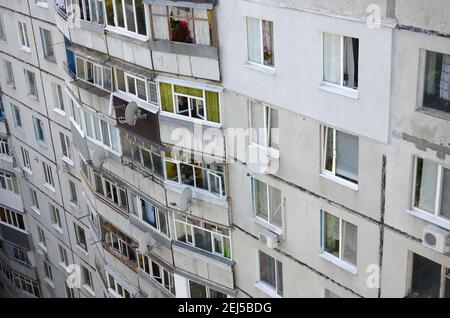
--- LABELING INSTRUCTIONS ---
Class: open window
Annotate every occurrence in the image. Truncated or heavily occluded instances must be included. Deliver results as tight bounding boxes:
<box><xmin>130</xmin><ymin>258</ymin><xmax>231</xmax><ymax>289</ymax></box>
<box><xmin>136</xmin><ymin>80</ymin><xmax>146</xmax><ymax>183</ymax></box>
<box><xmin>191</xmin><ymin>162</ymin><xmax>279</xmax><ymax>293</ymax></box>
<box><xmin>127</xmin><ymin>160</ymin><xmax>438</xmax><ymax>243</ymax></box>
<box><xmin>422</xmin><ymin>50</ymin><xmax>450</xmax><ymax>113</ymax></box>
<box><xmin>410</xmin><ymin>253</ymin><xmax>449</xmax><ymax>298</ymax></box>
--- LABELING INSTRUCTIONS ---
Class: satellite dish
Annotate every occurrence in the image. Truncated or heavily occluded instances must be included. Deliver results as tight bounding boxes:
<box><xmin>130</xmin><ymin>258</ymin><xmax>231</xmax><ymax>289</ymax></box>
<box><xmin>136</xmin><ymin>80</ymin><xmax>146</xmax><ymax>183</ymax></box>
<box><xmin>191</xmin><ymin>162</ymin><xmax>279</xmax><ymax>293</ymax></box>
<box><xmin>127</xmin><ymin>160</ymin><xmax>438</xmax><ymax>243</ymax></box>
<box><xmin>125</xmin><ymin>101</ymin><xmax>139</xmax><ymax>126</ymax></box>
<box><xmin>91</xmin><ymin>147</ymin><xmax>106</xmax><ymax>168</ymax></box>
<box><xmin>177</xmin><ymin>187</ymin><xmax>193</xmax><ymax>211</ymax></box>
<box><xmin>138</xmin><ymin>232</ymin><xmax>156</xmax><ymax>254</ymax></box>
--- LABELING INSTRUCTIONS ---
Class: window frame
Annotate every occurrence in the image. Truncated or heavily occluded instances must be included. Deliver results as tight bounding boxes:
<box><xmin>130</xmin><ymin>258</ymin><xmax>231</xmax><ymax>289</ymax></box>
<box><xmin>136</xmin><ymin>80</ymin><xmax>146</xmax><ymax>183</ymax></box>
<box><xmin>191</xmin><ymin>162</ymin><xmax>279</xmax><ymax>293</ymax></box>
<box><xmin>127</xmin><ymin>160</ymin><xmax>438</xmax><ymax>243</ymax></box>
<box><xmin>251</xmin><ymin>178</ymin><xmax>283</xmax><ymax>231</ymax></box>
<box><xmin>246</xmin><ymin>17</ymin><xmax>274</xmax><ymax>68</ymax></box>
<box><xmin>257</xmin><ymin>250</ymin><xmax>283</xmax><ymax>297</ymax></box>
<box><xmin>17</xmin><ymin>21</ymin><xmax>30</xmax><ymax>51</ymax></box>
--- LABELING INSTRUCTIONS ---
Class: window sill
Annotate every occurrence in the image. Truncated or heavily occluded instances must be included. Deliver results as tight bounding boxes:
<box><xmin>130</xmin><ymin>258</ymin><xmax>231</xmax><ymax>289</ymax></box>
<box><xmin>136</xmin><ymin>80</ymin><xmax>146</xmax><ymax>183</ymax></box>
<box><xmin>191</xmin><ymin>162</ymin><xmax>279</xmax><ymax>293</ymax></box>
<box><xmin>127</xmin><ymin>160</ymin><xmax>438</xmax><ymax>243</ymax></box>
<box><xmin>254</xmin><ymin>281</ymin><xmax>282</xmax><ymax>298</ymax></box>
<box><xmin>37</xmin><ymin>242</ymin><xmax>47</xmax><ymax>254</ymax></box>
<box><xmin>44</xmin><ymin>278</ymin><xmax>55</xmax><ymax>288</ymax></box>
<box><xmin>44</xmin><ymin>56</ymin><xmax>57</xmax><ymax>64</ymax></box>
<box><xmin>19</xmin><ymin>46</ymin><xmax>31</xmax><ymax>54</ymax></box>
<box><xmin>59</xmin><ymin>262</ymin><xmax>71</xmax><ymax>274</ymax></box>
<box><xmin>52</xmin><ymin>224</ymin><xmax>63</xmax><ymax>235</ymax></box>
<box><xmin>319</xmin><ymin>82</ymin><xmax>359</xmax><ymax>100</ymax></box>
<box><xmin>320</xmin><ymin>173</ymin><xmax>359</xmax><ymax>191</ymax></box>
<box><xmin>36</xmin><ymin>140</ymin><xmax>48</xmax><ymax>149</ymax></box>
<box><xmin>248</xmin><ymin>143</ymin><xmax>280</xmax><ymax>159</ymax></box>
<box><xmin>43</xmin><ymin>183</ymin><xmax>56</xmax><ymax>193</ymax></box>
<box><xmin>68</xmin><ymin>201</ymin><xmax>80</xmax><ymax>210</ymax></box>
<box><xmin>0</xmin><ymin>154</ymin><xmax>13</xmax><ymax>163</ymax></box>
<box><xmin>82</xmin><ymin>284</ymin><xmax>95</xmax><ymax>297</ymax></box>
<box><xmin>164</xmin><ymin>180</ymin><xmax>228</xmax><ymax>208</ymax></box>
<box><xmin>416</xmin><ymin>107</ymin><xmax>450</xmax><ymax>122</ymax></box>
<box><xmin>244</xmin><ymin>62</ymin><xmax>276</xmax><ymax>76</ymax></box>
<box><xmin>254</xmin><ymin>217</ymin><xmax>283</xmax><ymax>236</ymax></box>
<box><xmin>15</xmin><ymin>127</ymin><xmax>25</xmax><ymax>135</ymax></box>
<box><xmin>22</xmin><ymin>167</ymin><xmax>32</xmax><ymax>176</ymax></box>
<box><xmin>76</xmin><ymin>244</ymin><xmax>88</xmax><ymax>256</ymax></box>
<box><xmin>159</xmin><ymin>111</ymin><xmax>222</xmax><ymax>129</ymax></box>
<box><xmin>406</xmin><ymin>208</ymin><xmax>450</xmax><ymax>231</ymax></box>
<box><xmin>61</xmin><ymin>156</ymin><xmax>74</xmax><ymax>166</ymax></box>
<box><xmin>319</xmin><ymin>253</ymin><xmax>357</xmax><ymax>275</ymax></box>
<box><xmin>30</xmin><ymin>206</ymin><xmax>40</xmax><ymax>216</ymax></box>
<box><xmin>35</xmin><ymin>2</ymin><xmax>49</xmax><ymax>8</ymax></box>
<box><xmin>105</xmin><ymin>26</ymin><xmax>148</xmax><ymax>43</ymax></box>
<box><xmin>27</xmin><ymin>94</ymin><xmax>39</xmax><ymax>101</ymax></box>
<box><xmin>52</xmin><ymin>108</ymin><xmax>66</xmax><ymax>117</ymax></box>
<box><xmin>6</xmin><ymin>82</ymin><xmax>15</xmax><ymax>89</ymax></box>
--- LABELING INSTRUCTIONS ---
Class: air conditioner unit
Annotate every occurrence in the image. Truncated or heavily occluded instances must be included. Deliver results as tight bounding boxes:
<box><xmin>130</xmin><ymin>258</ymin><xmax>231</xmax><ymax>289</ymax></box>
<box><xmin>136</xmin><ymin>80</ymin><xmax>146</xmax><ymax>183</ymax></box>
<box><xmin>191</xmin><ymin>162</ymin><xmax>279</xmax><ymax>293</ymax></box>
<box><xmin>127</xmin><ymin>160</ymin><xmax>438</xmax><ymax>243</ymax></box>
<box><xmin>259</xmin><ymin>230</ymin><xmax>279</xmax><ymax>249</ymax></box>
<box><xmin>422</xmin><ymin>224</ymin><xmax>450</xmax><ymax>255</ymax></box>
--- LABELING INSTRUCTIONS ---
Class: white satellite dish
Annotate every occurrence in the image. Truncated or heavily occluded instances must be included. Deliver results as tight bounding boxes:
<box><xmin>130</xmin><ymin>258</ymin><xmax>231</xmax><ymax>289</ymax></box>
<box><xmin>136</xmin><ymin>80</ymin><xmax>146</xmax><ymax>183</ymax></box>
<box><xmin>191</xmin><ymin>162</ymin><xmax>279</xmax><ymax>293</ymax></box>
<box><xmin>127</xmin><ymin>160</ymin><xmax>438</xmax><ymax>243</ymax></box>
<box><xmin>118</xmin><ymin>101</ymin><xmax>147</xmax><ymax>126</ymax></box>
<box><xmin>91</xmin><ymin>147</ymin><xmax>106</xmax><ymax>168</ymax></box>
<box><xmin>177</xmin><ymin>187</ymin><xmax>193</xmax><ymax>211</ymax></box>
<box><xmin>138</xmin><ymin>232</ymin><xmax>156</xmax><ymax>254</ymax></box>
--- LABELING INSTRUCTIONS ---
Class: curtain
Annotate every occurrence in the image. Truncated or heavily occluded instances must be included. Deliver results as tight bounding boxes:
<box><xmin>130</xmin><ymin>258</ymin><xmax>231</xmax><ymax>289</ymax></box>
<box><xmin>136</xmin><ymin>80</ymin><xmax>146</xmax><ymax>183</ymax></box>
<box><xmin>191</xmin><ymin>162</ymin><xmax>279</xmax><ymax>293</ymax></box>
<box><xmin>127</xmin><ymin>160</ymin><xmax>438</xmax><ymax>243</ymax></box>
<box><xmin>425</xmin><ymin>51</ymin><xmax>438</xmax><ymax>95</ymax></box>
<box><xmin>417</xmin><ymin>160</ymin><xmax>438</xmax><ymax>213</ymax></box>
<box><xmin>440</xmin><ymin>54</ymin><xmax>450</xmax><ymax>100</ymax></box>
<box><xmin>439</xmin><ymin>168</ymin><xmax>450</xmax><ymax>220</ymax></box>
<box><xmin>152</xmin><ymin>6</ymin><xmax>170</xmax><ymax>40</ymax></box>
<box><xmin>343</xmin><ymin>37</ymin><xmax>358</xmax><ymax>89</ymax></box>
<box><xmin>254</xmin><ymin>179</ymin><xmax>268</xmax><ymax>220</ymax></box>
<box><xmin>336</xmin><ymin>130</ymin><xmax>359</xmax><ymax>183</ymax></box>
<box><xmin>262</xmin><ymin>20</ymin><xmax>274</xmax><ymax>66</ymax></box>
<box><xmin>269</xmin><ymin>186</ymin><xmax>282</xmax><ymax>228</ymax></box>
<box><xmin>206</xmin><ymin>91</ymin><xmax>220</xmax><ymax>123</ymax></box>
<box><xmin>259</xmin><ymin>251</ymin><xmax>276</xmax><ymax>287</ymax></box>
<box><xmin>251</xmin><ymin>102</ymin><xmax>264</xmax><ymax>145</ymax></box>
<box><xmin>247</xmin><ymin>17</ymin><xmax>261</xmax><ymax>63</ymax></box>
<box><xmin>342</xmin><ymin>221</ymin><xmax>357</xmax><ymax>265</ymax></box>
<box><xmin>160</xmin><ymin>82</ymin><xmax>174</xmax><ymax>112</ymax></box>
<box><xmin>194</xmin><ymin>19</ymin><xmax>211</xmax><ymax>46</ymax></box>
<box><xmin>323</xmin><ymin>33</ymin><xmax>341</xmax><ymax>85</ymax></box>
<box><xmin>174</xmin><ymin>85</ymin><xmax>203</xmax><ymax>98</ymax></box>
<box><xmin>324</xmin><ymin>212</ymin><xmax>340</xmax><ymax>258</ymax></box>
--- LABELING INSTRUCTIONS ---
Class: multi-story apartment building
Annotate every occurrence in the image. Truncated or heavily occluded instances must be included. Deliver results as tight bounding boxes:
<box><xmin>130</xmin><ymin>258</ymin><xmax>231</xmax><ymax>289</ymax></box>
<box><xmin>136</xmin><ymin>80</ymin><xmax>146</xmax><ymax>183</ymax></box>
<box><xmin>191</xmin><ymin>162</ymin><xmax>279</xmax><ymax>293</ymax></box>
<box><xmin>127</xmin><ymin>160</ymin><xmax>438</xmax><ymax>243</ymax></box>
<box><xmin>0</xmin><ymin>0</ymin><xmax>448</xmax><ymax>299</ymax></box>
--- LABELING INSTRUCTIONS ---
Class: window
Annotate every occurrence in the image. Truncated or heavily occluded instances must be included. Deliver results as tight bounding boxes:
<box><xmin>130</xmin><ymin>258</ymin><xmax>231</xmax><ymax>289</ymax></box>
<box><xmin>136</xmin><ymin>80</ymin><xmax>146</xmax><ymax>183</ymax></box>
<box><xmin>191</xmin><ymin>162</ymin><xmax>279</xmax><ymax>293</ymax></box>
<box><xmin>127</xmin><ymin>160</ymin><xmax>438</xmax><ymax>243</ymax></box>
<box><xmin>70</xmin><ymin>98</ymin><xmax>82</xmax><ymax>126</ymax></box>
<box><xmin>37</xmin><ymin>226</ymin><xmax>46</xmax><ymax>247</ymax></box>
<box><xmin>0</xmin><ymin>14</ymin><xmax>6</xmax><ymax>41</ymax></box>
<box><xmin>68</xmin><ymin>180</ymin><xmax>78</xmax><ymax>205</ymax></box>
<box><xmin>410</xmin><ymin>253</ymin><xmax>449</xmax><ymax>298</ymax></box>
<box><xmin>21</xmin><ymin>147</ymin><xmax>31</xmax><ymax>171</ymax></box>
<box><xmin>58</xmin><ymin>245</ymin><xmax>69</xmax><ymax>267</ymax></box>
<box><xmin>164</xmin><ymin>156</ymin><xmax>225</xmax><ymax>196</ymax></box>
<box><xmin>105</xmin><ymin>0</ymin><xmax>147</xmax><ymax>36</ymax></box>
<box><xmin>137</xmin><ymin>253</ymin><xmax>175</xmax><ymax>295</ymax></box>
<box><xmin>0</xmin><ymin>172</ymin><xmax>20</xmax><ymax>194</ymax></box>
<box><xmin>0</xmin><ymin>138</ymin><xmax>8</xmax><ymax>156</ymax></box>
<box><xmin>25</xmin><ymin>70</ymin><xmax>38</xmax><ymax>98</ymax></box>
<box><xmin>247</xmin><ymin>18</ymin><xmax>274</xmax><ymax>67</ymax></box>
<box><xmin>115</xmin><ymin>69</ymin><xmax>157</xmax><ymax>104</ymax></box>
<box><xmin>174</xmin><ymin>214</ymin><xmax>232</xmax><ymax>259</ymax></box>
<box><xmin>75</xmin><ymin>56</ymin><xmax>112</xmax><ymax>91</ymax></box>
<box><xmin>30</xmin><ymin>188</ymin><xmax>39</xmax><ymax>210</ymax></box>
<box><xmin>422</xmin><ymin>50</ymin><xmax>450</xmax><ymax>113</ymax></box>
<box><xmin>49</xmin><ymin>204</ymin><xmax>62</xmax><ymax>230</ymax></box>
<box><xmin>18</xmin><ymin>21</ymin><xmax>30</xmax><ymax>50</ymax></box>
<box><xmin>107</xmin><ymin>273</ymin><xmax>131</xmax><ymax>298</ymax></box>
<box><xmin>39</xmin><ymin>28</ymin><xmax>54</xmax><ymax>60</ymax></box>
<box><xmin>258</xmin><ymin>251</ymin><xmax>283</xmax><ymax>296</ymax></box>
<box><xmin>321</xmin><ymin>211</ymin><xmax>358</xmax><ymax>267</ymax></box>
<box><xmin>252</xmin><ymin>178</ymin><xmax>282</xmax><ymax>229</ymax></box>
<box><xmin>10</xmin><ymin>244</ymin><xmax>31</xmax><ymax>266</ymax></box>
<box><xmin>81</xmin><ymin>265</ymin><xmax>94</xmax><ymax>290</ymax></box>
<box><xmin>76</xmin><ymin>0</ymin><xmax>105</xmax><ymax>24</ymax></box>
<box><xmin>66</xmin><ymin>281</ymin><xmax>75</xmax><ymax>298</ymax></box>
<box><xmin>413</xmin><ymin>157</ymin><xmax>450</xmax><ymax>221</ymax></box>
<box><xmin>11</xmin><ymin>104</ymin><xmax>22</xmax><ymax>128</ymax></box>
<box><xmin>189</xmin><ymin>281</ymin><xmax>226</xmax><ymax>298</ymax></box>
<box><xmin>12</xmin><ymin>272</ymin><xmax>40</xmax><ymax>297</ymax></box>
<box><xmin>75</xmin><ymin>224</ymin><xmax>87</xmax><ymax>251</ymax></box>
<box><xmin>60</xmin><ymin>132</ymin><xmax>72</xmax><ymax>160</ymax></box>
<box><xmin>323</xmin><ymin>33</ymin><xmax>359</xmax><ymax>89</ymax></box>
<box><xmin>3</xmin><ymin>60</ymin><xmax>15</xmax><ymax>86</ymax></box>
<box><xmin>322</xmin><ymin>126</ymin><xmax>359</xmax><ymax>185</ymax></box>
<box><xmin>0</xmin><ymin>207</ymin><xmax>26</xmax><ymax>231</ymax></box>
<box><xmin>44</xmin><ymin>261</ymin><xmax>53</xmax><ymax>282</ymax></box>
<box><xmin>42</xmin><ymin>162</ymin><xmax>54</xmax><ymax>188</ymax></box>
<box><xmin>93</xmin><ymin>173</ymin><xmax>129</xmax><ymax>212</ymax></box>
<box><xmin>83</xmin><ymin>110</ymin><xmax>120</xmax><ymax>153</ymax></box>
<box><xmin>33</xmin><ymin>117</ymin><xmax>46</xmax><ymax>144</ymax></box>
<box><xmin>159</xmin><ymin>82</ymin><xmax>221</xmax><ymax>124</ymax></box>
<box><xmin>250</xmin><ymin>101</ymin><xmax>279</xmax><ymax>150</ymax></box>
<box><xmin>102</xmin><ymin>221</ymin><xmax>137</xmax><ymax>266</ymax></box>
<box><xmin>52</xmin><ymin>83</ymin><xmax>65</xmax><ymax>112</ymax></box>
<box><xmin>150</xmin><ymin>6</ymin><xmax>212</xmax><ymax>46</ymax></box>
<box><xmin>133</xmin><ymin>197</ymin><xmax>169</xmax><ymax>236</ymax></box>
